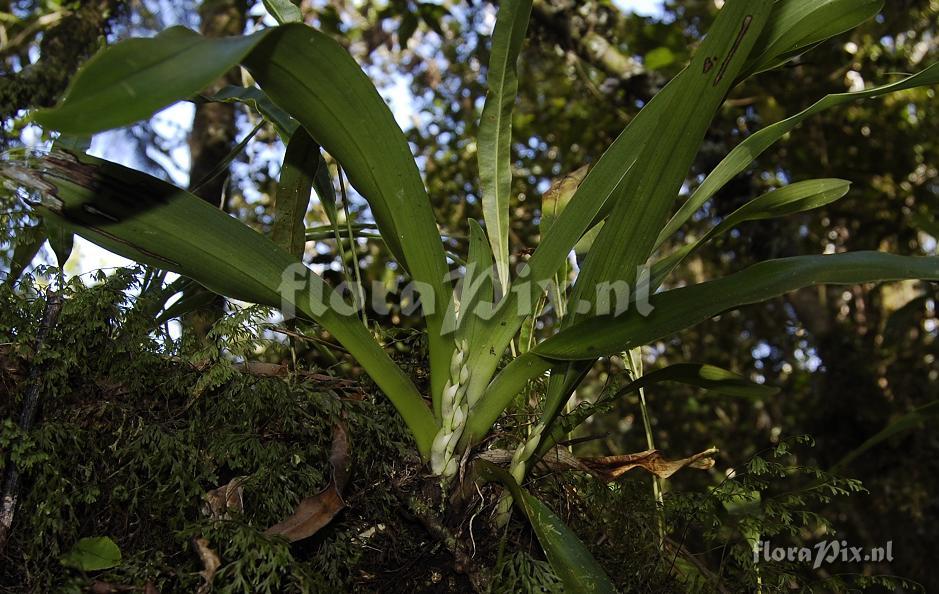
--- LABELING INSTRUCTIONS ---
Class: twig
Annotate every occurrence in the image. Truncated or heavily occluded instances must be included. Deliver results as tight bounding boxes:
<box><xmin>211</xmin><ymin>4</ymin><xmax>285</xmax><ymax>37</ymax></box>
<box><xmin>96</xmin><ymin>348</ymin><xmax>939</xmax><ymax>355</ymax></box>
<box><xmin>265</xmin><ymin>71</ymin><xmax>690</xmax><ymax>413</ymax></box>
<box><xmin>0</xmin><ymin>287</ymin><xmax>63</xmax><ymax>551</ymax></box>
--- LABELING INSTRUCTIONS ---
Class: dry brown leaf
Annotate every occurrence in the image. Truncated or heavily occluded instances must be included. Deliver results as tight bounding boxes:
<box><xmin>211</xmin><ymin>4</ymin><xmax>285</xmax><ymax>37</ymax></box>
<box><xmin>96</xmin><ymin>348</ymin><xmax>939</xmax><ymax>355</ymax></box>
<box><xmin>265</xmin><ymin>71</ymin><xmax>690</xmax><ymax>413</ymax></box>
<box><xmin>202</xmin><ymin>476</ymin><xmax>246</xmax><ymax>519</ymax></box>
<box><xmin>193</xmin><ymin>537</ymin><xmax>220</xmax><ymax>594</ymax></box>
<box><xmin>264</xmin><ymin>423</ymin><xmax>350</xmax><ymax>542</ymax></box>
<box><xmin>582</xmin><ymin>447</ymin><xmax>718</xmax><ymax>482</ymax></box>
<box><xmin>476</xmin><ymin>446</ymin><xmax>716</xmax><ymax>482</ymax></box>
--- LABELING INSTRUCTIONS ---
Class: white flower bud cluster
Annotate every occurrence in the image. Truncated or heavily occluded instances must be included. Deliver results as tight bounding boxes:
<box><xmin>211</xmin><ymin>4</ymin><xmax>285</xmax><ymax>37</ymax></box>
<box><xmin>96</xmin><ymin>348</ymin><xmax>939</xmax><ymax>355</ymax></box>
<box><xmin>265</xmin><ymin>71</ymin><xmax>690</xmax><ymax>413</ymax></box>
<box><xmin>430</xmin><ymin>339</ymin><xmax>470</xmax><ymax>479</ymax></box>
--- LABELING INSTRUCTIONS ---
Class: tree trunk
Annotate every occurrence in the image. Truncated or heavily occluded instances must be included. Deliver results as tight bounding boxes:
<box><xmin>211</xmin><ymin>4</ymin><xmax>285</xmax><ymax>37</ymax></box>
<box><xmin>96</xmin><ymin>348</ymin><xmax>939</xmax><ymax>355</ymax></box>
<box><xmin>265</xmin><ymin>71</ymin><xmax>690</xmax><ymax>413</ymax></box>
<box><xmin>184</xmin><ymin>0</ymin><xmax>247</xmax><ymax>340</ymax></box>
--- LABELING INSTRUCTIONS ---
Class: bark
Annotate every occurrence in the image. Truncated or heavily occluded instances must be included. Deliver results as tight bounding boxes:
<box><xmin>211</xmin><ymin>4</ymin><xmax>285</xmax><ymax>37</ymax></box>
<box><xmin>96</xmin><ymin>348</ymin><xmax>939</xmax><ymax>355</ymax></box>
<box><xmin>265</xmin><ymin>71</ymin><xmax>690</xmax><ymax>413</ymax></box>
<box><xmin>530</xmin><ymin>0</ymin><xmax>644</xmax><ymax>82</ymax></box>
<box><xmin>184</xmin><ymin>0</ymin><xmax>247</xmax><ymax>340</ymax></box>
<box><xmin>187</xmin><ymin>0</ymin><xmax>248</xmax><ymax>206</ymax></box>
<box><xmin>0</xmin><ymin>288</ymin><xmax>63</xmax><ymax>552</ymax></box>
<box><xmin>0</xmin><ymin>0</ymin><xmax>123</xmax><ymax>126</ymax></box>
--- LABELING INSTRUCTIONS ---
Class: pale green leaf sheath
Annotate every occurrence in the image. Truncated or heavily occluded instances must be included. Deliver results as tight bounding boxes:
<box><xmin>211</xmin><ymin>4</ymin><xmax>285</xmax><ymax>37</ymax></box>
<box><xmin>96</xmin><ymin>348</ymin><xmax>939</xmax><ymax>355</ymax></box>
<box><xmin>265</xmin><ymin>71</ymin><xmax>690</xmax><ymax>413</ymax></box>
<box><xmin>478</xmin><ymin>0</ymin><xmax>533</xmax><ymax>297</ymax></box>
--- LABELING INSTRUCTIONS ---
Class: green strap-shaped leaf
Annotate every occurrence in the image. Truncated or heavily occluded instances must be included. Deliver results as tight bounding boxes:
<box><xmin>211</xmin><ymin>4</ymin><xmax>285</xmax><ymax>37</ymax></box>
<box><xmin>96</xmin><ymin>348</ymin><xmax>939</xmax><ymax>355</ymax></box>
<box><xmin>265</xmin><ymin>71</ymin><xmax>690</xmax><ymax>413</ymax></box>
<box><xmin>242</xmin><ymin>24</ymin><xmax>454</xmax><ymax>401</ymax></box>
<box><xmin>262</xmin><ymin>0</ymin><xmax>303</xmax><ymax>24</ymax></box>
<box><xmin>45</xmin><ymin>216</ymin><xmax>74</xmax><ymax>268</ymax></box>
<box><xmin>615</xmin><ymin>363</ymin><xmax>779</xmax><ymax>399</ymax></box>
<box><xmin>478</xmin><ymin>0</ymin><xmax>533</xmax><ymax>297</ymax></box>
<box><xmin>477</xmin><ymin>461</ymin><xmax>617</xmax><ymax>594</ymax></box>
<box><xmin>650</xmin><ymin>179</ymin><xmax>851</xmax><ymax>290</ymax></box>
<box><xmin>742</xmin><ymin>0</ymin><xmax>884</xmax><ymax>77</ymax></box>
<box><xmin>457</xmin><ymin>220</ymin><xmax>496</xmax><ymax>406</ymax></box>
<box><xmin>5</xmin><ymin>224</ymin><xmax>46</xmax><ymax>285</ymax></box>
<box><xmin>34</xmin><ymin>27</ymin><xmax>266</xmax><ymax>134</ymax></box>
<box><xmin>33</xmin><ymin>22</ymin><xmax>454</xmax><ymax>414</ymax></box>
<box><xmin>272</xmin><ymin>129</ymin><xmax>320</xmax><ymax>258</ymax></box>
<box><xmin>567</xmin><ymin>1</ymin><xmax>773</xmax><ymax>322</ymax></box>
<box><xmin>534</xmin><ymin>0</ymin><xmax>774</xmax><ymax>445</ymax></box>
<box><xmin>533</xmin><ymin>363</ymin><xmax>777</xmax><ymax>458</ymax></box>
<box><xmin>658</xmin><ymin>64</ymin><xmax>939</xmax><ymax>247</ymax></box>
<box><xmin>536</xmin><ymin>252</ymin><xmax>939</xmax><ymax>360</ymax></box>
<box><xmin>0</xmin><ymin>150</ymin><xmax>438</xmax><ymax>457</ymax></box>
<box><xmin>831</xmin><ymin>400</ymin><xmax>939</xmax><ymax>473</ymax></box>
<box><xmin>463</xmin><ymin>352</ymin><xmax>552</xmax><ymax>444</ymax></box>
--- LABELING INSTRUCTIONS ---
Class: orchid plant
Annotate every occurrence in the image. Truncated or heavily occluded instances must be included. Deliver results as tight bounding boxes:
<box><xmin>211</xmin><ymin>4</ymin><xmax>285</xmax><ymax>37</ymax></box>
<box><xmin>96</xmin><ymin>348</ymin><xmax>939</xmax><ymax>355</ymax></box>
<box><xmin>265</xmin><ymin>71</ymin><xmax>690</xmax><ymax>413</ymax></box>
<box><xmin>3</xmin><ymin>0</ymin><xmax>938</xmax><ymax>589</ymax></box>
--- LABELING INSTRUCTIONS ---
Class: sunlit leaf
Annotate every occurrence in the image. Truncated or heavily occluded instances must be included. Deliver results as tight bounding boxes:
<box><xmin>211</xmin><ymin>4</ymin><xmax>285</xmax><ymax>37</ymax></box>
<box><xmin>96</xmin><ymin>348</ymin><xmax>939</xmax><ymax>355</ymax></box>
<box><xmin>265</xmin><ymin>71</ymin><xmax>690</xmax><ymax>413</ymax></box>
<box><xmin>537</xmin><ymin>252</ymin><xmax>939</xmax><ymax>360</ymax></box>
<box><xmin>478</xmin><ymin>0</ymin><xmax>533</xmax><ymax>296</ymax></box>
<box><xmin>658</xmin><ymin>64</ymin><xmax>939</xmax><ymax>247</ymax></box>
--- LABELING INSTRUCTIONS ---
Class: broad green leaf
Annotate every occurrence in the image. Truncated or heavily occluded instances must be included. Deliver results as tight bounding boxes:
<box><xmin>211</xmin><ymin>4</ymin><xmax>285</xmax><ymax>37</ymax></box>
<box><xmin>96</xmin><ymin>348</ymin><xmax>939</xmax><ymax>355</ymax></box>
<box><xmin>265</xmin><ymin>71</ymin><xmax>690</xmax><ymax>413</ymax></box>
<box><xmin>478</xmin><ymin>0</ymin><xmax>533</xmax><ymax>297</ymax></box>
<box><xmin>536</xmin><ymin>0</ymin><xmax>774</xmax><ymax>445</ymax></box>
<box><xmin>464</xmin><ymin>351</ymin><xmax>552</xmax><ymax>444</ymax></box>
<box><xmin>568</xmin><ymin>1</ymin><xmax>773</xmax><ymax>322</ymax></box>
<box><xmin>33</xmin><ymin>22</ymin><xmax>454</xmax><ymax>411</ymax></box>
<box><xmin>535</xmin><ymin>363</ymin><xmax>774</xmax><ymax>458</ymax></box>
<box><xmin>60</xmin><ymin>536</ymin><xmax>121</xmax><ymax>571</ymax></box>
<box><xmin>650</xmin><ymin>179</ymin><xmax>851</xmax><ymax>290</ymax></box>
<box><xmin>198</xmin><ymin>85</ymin><xmax>298</xmax><ymax>141</ymax></box>
<box><xmin>477</xmin><ymin>461</ymin><xmax>617</xmax><ymax>594</ymax></box>
<box><xmin>658</xmin><ymin>64</ymin><xmax>939</xmax><ymax>247</ymax></box>
<box><xmin>536</xmin><ymin>252</ymin><xmax>939</xmax><ymax>360</ymax></box>
<box><xmin>5</xmin><ymin>224</ymin><xmax>45</xmax><ymax>285</ymax></box>
<box><xmin>832</xmin><ymin>400</ymin><xmax>939</xmax><ymax>473</ymax></box>
<box><xmin>263</xmin><ymin>0</ymin><xmax>302</xmax><ymax>24</ymax></box>
<box><xmin>242</xmin><ymin>24</ymin><xmax>454</xmax><ymax>401</ymax></box>
<box><xmin>616</xmin><ymin>363</ymin><xmax>779</xmax><ymax>399</ymax></box>
<box><xmin>743</xmin><ymin>0</ymin><xmax>884</xmax><ymax>77</ymax></box>
<box><xmin>0</xmin><ymin>150</ymin><xmax>438</xmax><ymax>457</ymax></box>
<box><xmin>34</xmin><ymin>27</ymin><xmax>266</xmax><ymax>133</ymax></box>
<box><xmin>272</xmin><ymin>129</ymin><xmax>319</xmax><ymax>258</ymax></box>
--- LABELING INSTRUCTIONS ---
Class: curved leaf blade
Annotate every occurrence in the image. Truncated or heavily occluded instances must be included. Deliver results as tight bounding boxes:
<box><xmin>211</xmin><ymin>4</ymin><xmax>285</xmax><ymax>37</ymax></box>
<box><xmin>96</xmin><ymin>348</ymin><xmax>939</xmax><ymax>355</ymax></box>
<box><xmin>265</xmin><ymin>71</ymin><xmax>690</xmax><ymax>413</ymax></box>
<box><xmin>619</xmin><ymin>363</ymin><xmax>779</xmax><ymax>399</ymax></box>
<box><xmin>743</xmin><ymin>0</ymin><xmax>884</xmax><ymax>77</ymax></box>
<box><xmin>650</xmin><ymin>179</ymin><xmax>851</xmax><ymax>290</ymax></box>
<box><xmin>478</xmin><ymin>0</ymin><xmax>533</xmax><ymax>296</ymax></box>
<box><xmin>273</xmin><ymin>129</ymin><xmax>320</xmax><ymax>258</ymax></box>
<box><xmin>263</xmin><ymin>0</ymin><xmax>302</xmax><ymax>24</ymax></box>
<box><xmin>477</xmin><ymin>461</ymin><xmax>617</xmax><ymax>594</ymax></box>
<box><xmin>658</xmin><ymin>64</ymin><xmax>939</xmax><ymax>247</ymax></box>
<box><xmin>242</xmin><ymin>24</ymin><xmax>454</xmax><ymax>399</ymax></box>
<box><xmin>34</xmin><ymin>27</ymin><xmax>266</xmax><ymax>134</ymax></box>
<box><xmin>537</xmin><ymin>252</ymin><xmax>939</xmax><ymax>360</ymax></box>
